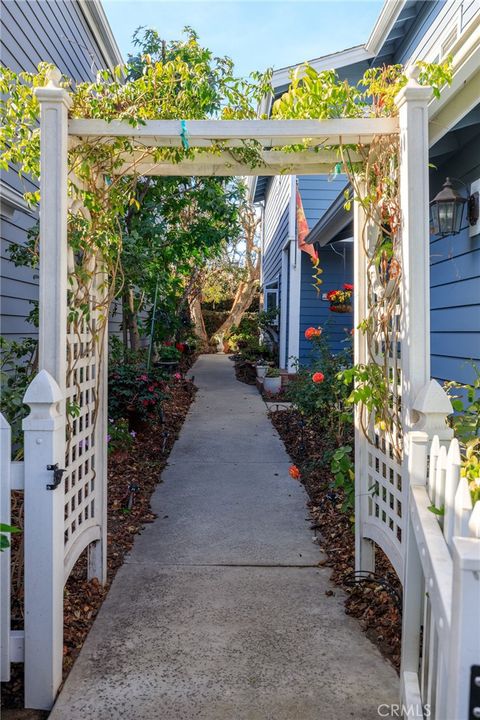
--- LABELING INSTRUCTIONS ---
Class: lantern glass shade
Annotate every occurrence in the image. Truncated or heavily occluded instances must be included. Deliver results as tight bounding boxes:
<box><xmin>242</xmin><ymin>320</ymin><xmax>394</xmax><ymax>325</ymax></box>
<box><xmin>430</xmin><ymin>177</ymin><xmax>466</xmax><ymax>236</ymax></box>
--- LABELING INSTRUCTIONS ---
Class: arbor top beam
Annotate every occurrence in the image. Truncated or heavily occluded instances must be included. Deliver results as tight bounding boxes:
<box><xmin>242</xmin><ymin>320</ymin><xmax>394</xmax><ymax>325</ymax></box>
<box><xmin>69</xmin><ymin>117</ymin><xmax>399</xmax><ymax>148</ymax></box>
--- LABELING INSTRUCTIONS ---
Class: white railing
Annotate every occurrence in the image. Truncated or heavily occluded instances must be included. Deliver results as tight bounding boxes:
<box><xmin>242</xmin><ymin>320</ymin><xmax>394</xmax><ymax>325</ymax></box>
<box><xmin>401</xmin><ymin>393</ymin><xmax>480</xmax><ymax>720</ymax></box>
<box><xmin>0</xmin><ymin>413</ymin><xmax>25</xmax><ymax>682</ymax></box>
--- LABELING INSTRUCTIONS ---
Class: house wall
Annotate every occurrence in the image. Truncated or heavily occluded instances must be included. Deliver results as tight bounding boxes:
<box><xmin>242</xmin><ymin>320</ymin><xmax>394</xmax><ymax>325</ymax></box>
<box><xmin>296</xmin><ymin>175</ymin><xmax>351</xmax><ymax>365</ymax></box>
<box><xmin>429</xmin><ymin>131</ymin><xmax>480</xmax><ymax>385</ymax></box>
<box><xmin>261</xmin><ymin>175</ymin><xmax>292</xmax><ymax>365</ymax></box>
<box><xmin>0</xmin><ymin>0</ymin><xmax>121</xmax><ymax>344</ymax></box>
<box><xmin>391</xmin><ymin>0</ymin><xmax>480</xmax><ymax>385</ymax></box>
<box><xmin>298</xmin><ymin>243</ymin><xmax>353</xmax><ymax>366</ymax></box>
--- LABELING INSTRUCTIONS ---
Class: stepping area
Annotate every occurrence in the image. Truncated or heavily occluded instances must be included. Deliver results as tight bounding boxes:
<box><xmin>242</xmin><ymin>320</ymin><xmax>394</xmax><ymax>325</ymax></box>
<box><xmin>49</xmin><ymin>354</ymin><xmax>398</xmax><ymax>720</ymax></box>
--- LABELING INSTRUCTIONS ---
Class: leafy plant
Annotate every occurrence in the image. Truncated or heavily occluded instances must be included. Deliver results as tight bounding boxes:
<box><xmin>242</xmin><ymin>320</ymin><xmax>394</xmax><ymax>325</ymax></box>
<box><xmin>330</xmin><ymin>445</ymin><xmax>355</xmax><ymax>516</ymax></box>
<box><xmin>445</xmin><ymin>366</ymin><xmax>480</xmax><ymax>503</ymax></box>
<box><xmin>156</xmin><ymin>345</ymin><xmax>181</xmax><ymax>363</ymax></box>
<box><xmin>0</xmin><ymin>336</ymin><xmax>37</xmax><ymax>456</ymax></box>
<box><xmin>108</xmin><ymin>363</ymin><xmax>166</xmax><ymax>422</ymax></box>
<box><xmin>108</xmin><ymin>418</ymin><xmax>136</xmax><ymax>455</ymax></box>
<box><xmin>287</xmin><ymin>330</ymin><xmax>353</xmax><ymax>448</ymax></box>
<box><xmin>0</xmin><ymin>523</ymin><xmax>21</xmax><ymax>552</ymax></box>
<box><xmin>266</xmin><ymin>367</ymin><xmax>281</xmax><ymax>378</ymax></box>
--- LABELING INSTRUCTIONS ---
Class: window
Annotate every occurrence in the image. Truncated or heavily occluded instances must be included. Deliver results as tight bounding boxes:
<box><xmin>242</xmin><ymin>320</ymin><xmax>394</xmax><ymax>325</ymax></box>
<box><xmin>264</xmin><ymin>281</ymin><xmax>279</xmax><ymax>326</ymax></box>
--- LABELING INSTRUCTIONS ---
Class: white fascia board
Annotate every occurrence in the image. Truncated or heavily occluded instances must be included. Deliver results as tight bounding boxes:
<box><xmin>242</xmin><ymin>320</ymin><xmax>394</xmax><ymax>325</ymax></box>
<box><xmin>365</xmin><ymin>0</ymin><xmax>407</xmax><ymax>56</ymax></box>
<box><xmin>271</xmin><ymin>45</ymin><xmax>372</xmax><ymax>89</ymax></box>
<box><xmin>428</xmin><ymin>16</ymin><xmax>480</xmax><ymax>145</ymax></box>
<box><xmin>78</xmin><ymin>0</ymin><xmax>124</xmax><ymax>70</ymax></box>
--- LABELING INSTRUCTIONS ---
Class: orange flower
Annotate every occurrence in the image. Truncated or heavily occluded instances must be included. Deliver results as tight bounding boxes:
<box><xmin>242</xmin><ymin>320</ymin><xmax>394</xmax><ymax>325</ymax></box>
<box><xmin>305</xmin><ymin>326</ymin><xmax>322</xmax><ymax>340</ymax></box>
<box><xmin>312</xmin><ymin>372</ymin><xmax>325</xmax><ymax>383</ymax></box>
<box><xmin>289</xmin><ymin>465</ymin><xmax>301</xmax><ymax>480</ymax></box>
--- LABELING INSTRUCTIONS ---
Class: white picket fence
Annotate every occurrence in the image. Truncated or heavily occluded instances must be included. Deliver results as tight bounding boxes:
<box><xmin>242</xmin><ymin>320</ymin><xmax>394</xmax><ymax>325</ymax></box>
<box><xmin>401</xmin><ymin>423</ymin><xmax>480</xmax><ymax>719</ymax></box>
<box><xmin>0</xmin><ymin>369</ymin><xmax>107</xmax><ymax>709</ymax></box>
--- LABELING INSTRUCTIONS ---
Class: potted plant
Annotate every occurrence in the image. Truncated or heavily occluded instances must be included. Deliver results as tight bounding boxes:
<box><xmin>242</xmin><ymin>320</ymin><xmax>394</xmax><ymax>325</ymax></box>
<box><xmin>326</xmin><ymin>284</ymin><xmax>353</xmax><ymax>313</ymax></box>
<box><xmin>256</xmin><ymin>360</ymin><xmax>270</xmax><ymax>379</ymax></box>
<box><xmin>155</xmin><ymin>344</ymin><xmax>181</xmax><ymax>372</ymax></box>
<box><xmin>263</xmin><ymin>367</ymin><xmax>282</xmax><ymax>394</ymax></box>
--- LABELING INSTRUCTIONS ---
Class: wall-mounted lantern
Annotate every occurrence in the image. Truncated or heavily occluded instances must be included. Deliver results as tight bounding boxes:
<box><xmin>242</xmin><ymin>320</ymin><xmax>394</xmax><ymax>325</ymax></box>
<box><xmin>430</xmin><ymin>177</ymin><xmax>480</xmax><ymax>237</ymax></box>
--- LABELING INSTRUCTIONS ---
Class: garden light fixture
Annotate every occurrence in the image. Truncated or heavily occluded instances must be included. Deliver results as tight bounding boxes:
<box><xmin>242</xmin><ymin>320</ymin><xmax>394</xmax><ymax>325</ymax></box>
<box><xmin>430</xmin><ymin>177</ymin><xmax>479</xmax><ymax>237</ymax></box>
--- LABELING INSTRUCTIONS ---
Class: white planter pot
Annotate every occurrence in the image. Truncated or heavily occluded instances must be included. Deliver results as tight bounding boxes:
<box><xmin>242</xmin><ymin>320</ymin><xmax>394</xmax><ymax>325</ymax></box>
<box><xmin>263</xmin><ymin>376</ymin><xmax>282</xmax><ymax>394</ymax></box>
<box><xmin>256</xmin><ymin>365</ymin><xmax>269</xmax><ymax>379</ymax></box>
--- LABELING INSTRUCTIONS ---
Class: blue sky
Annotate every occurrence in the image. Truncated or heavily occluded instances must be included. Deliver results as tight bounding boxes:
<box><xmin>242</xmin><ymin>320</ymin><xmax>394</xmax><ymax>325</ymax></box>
<box><xmin>104</xmin><ymin>1</ymin><xmax>384</xmax><ymax>77</ymax></box>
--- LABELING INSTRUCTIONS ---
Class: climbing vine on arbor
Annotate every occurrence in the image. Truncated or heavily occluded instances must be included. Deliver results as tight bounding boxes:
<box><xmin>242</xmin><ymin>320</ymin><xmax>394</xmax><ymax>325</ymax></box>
<box><xmin>0</xmin><ymin>27</ymin><xmax>272</xmax><ymax>440</ymax></box>
<box><xmin>272</xmin><ymin>59</ymin><xmax>452</xmax><ymax>457</ymax></box>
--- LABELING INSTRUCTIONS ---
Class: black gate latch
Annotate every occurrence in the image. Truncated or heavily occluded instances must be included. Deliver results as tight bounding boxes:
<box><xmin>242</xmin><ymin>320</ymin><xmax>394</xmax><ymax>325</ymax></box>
<box><xmin>46</xmin><ymin>463</ymin><xmax>65</xmax><ymax>491</ymax></box>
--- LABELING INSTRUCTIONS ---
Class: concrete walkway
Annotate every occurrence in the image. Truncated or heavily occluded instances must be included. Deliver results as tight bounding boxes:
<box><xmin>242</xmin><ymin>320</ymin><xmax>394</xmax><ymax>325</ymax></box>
<box><xmin>49</xmin><ymin>354</ymin><xmax>398</xmax><ymax>720</ymax></box>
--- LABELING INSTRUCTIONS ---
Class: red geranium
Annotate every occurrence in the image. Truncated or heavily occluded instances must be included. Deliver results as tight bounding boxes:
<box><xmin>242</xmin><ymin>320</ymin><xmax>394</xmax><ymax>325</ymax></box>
<box><xmin>344</xmin><ymin>283</ymin><xmax>353</xmax><ymax>291</ymax></box>
<box><xmin>312</xmin><ymin>372</ymin><xmax>325</xmax><ymax>383</ymax></box>
<box><xmin>175</xmin><ymin>342</ymin><xmax>186</xmax><ymax>352</ymax></box>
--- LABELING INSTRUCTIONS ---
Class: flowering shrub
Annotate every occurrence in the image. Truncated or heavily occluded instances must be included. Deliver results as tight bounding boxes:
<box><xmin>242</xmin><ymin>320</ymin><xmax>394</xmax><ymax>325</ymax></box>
<box><xmin>108</xmin><ymin>363</ymin><xmax>166</xmax><ymax>422</ymax></box>
<box><xmin>108</xmin><ymin>418</ymin><xmax>136</xmax><ymax>455</ymax></box>
<box><xmin>286</xmin><ymin>330</ymin><xmax>353</xmax><ymax>448</ymax></box>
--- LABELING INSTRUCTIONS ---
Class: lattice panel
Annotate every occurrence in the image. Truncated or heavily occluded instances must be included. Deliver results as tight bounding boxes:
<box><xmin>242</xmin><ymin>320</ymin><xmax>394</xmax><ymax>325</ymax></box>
<box><xmin>366</xmin><ymin>296</ymin><xmax>404</xmax><ymax>561</ymax></box>
<box><xmin>360</xmin><ymin>225</ymin><xmax>405</xmax><ymax>576</ymax></box>
<box><xmin>63</xmin><ymin>304</ymin><xmax>100</xmax><ymax>564</ymax></box>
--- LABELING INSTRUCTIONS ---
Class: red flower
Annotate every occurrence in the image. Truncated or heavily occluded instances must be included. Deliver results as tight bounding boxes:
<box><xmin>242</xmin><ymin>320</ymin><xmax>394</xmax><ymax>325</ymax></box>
<box><xmin>289</xmin><ymin>465</ymin><xmax>301</xmax><ymax>480</ymax></box>
<box><xmin>326</xmin><ymin>290</ymin><xmax>337</xmax><ymax>301</ymax></box>
<box><xmin>312</xmin><ymin>372</ymin><xmax>325</xmax><ymax>384</ymax></box>
<box><xmin>305</xmin><ymin>326</ymin><xmax>322</xmax><ymax>340</ymax></box>
<box><xmin>175</xmin><ymin>342</ymin><xmax>186</xmax><ymax>352</ymax></box>
<box><xmin>343</xmin><ymin>283</ymin><xmax>353</xmax><ymax>291</ymax></box>
<box><xmin>142</xmin><ymin>400</ymin><xmax>149</xmax><ymax>407</ymax></box>
<box><xmin>148</xmin><ymin>385</ymin><xmax>155</xmax><ymax>392</ymax></box>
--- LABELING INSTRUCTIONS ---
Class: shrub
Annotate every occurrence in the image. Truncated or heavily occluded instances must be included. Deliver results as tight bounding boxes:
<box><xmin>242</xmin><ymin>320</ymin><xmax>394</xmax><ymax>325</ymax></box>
<box><xmin>108</xmin><ymin>363</ymin><xmax>166</xmax><ymax>422</ymax></box>
<box><xmin>157</xmin><ymin>345</ymin><xmax>181</xmax><ymax>363</ymax></box>
<box><xmin>286</xmin><ymin>330</ymin><xmax>353</xmax><ymax>447</ymax></box>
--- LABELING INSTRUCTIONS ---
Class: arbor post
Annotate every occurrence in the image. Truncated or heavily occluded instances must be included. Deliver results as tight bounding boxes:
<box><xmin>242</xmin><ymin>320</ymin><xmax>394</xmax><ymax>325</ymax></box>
<box><xmin>394</xmin><ymin>67</ymin><xmax>432</xmax><ymax>430</ymax></box>
<box><xmin>23</xmin><ymin>371</ymin><xmax>65</xmax><ymax>710</ymax></box>
<box><xmin>34</xmin><ymin>68</ymin><xmax>72</xmax><ymax>395</ymax></box>
<box><xmin>353</xmin><ymin>181</ymin><xmax>375</xmax><ymax>573</ymax></box>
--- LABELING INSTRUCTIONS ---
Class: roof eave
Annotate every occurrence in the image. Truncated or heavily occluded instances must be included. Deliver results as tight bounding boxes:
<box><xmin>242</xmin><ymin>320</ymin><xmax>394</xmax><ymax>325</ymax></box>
<box><xmin>78</xmin><ymin>0</ymin><xmax>124</xmax><ymax>70</ymax></box>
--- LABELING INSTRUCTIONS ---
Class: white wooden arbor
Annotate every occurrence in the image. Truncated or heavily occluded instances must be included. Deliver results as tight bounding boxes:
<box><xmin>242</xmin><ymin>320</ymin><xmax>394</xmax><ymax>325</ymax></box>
<box><xmin>1</xmin><ymin>67</ymin><xmax>477</xmax><ymax>716</ymax></box>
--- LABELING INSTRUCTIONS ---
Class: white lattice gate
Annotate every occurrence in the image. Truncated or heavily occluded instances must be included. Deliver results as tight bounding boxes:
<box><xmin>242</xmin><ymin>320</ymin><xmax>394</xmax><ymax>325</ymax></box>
<box><xmin>19</xmin><ymin>73</ymin><xmax>108</xmax><ymax>710</ymax></box>
<box><xmin>353</xmin><ymin>69</ymin><xmax>433</xmax><ymax>581</ymax></box>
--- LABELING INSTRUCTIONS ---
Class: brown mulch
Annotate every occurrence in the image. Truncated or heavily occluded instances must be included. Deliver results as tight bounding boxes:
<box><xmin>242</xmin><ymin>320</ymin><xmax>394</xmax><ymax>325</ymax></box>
<box><xmin>1</xmin><ymin>371</ymin><xmax>196</xmax><ymax>710</ymax></box>
<box><xmin>270</xmin><ymin>407</ymin><xmax>402</xmax><ymax>671</ymax></box>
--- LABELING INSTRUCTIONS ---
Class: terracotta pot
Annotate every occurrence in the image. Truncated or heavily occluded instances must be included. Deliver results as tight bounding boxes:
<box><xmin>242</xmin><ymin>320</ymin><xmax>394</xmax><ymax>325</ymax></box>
<box><xmin>329</xmin><ymin>304</ymin><xmax>352</xmax><ymax>314</ymax></box>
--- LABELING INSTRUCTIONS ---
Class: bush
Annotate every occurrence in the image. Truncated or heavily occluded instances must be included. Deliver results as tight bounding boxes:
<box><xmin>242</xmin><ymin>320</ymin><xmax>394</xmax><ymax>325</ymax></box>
<box><xmin>156</xmin><ymin>345</ymin><xmax>181</xmax><ymax>363</ymax></box>
<box><xmin>108</xmin><ymin>362</ymin><xmax>166</xmax><ymax>422</ymax></box>
<box><xmin>286</xmin><ymin>330</ymin><xmax>353</xmax><ymax>447</ymax></box>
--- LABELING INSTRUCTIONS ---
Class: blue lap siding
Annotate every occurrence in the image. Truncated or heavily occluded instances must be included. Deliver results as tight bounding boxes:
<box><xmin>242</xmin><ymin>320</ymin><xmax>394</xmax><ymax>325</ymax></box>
<box><xmin>297</xmin><ymin>175</ymin><xmax>353</xmax><ymax>365</ymax></box>
<box><xmin>429</xmin><ymin>132</ymin><xmax>480</xmax><ymax>385</ymax></box>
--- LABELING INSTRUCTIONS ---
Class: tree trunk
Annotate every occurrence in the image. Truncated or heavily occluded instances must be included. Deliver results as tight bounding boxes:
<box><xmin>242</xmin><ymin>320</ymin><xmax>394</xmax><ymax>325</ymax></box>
<box><xmin>211</xmin><ymin>280</ymin><xmax>259</xmax><ymax>351</ymax></box>
<box><xmin>188</xmin><ymin>292</ymin><xmax>209</xmax><ymax>349</ymax></box>
<box><xmin>208</xmin><ymin>203</ymin><xmax>261</xmax><ymax>352</ymax></box>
